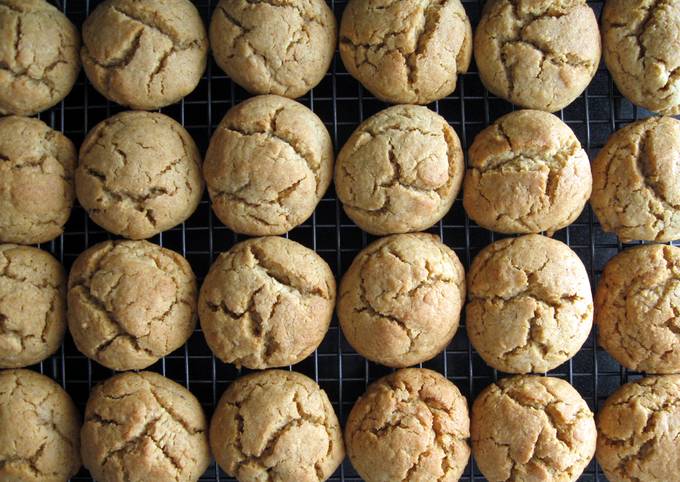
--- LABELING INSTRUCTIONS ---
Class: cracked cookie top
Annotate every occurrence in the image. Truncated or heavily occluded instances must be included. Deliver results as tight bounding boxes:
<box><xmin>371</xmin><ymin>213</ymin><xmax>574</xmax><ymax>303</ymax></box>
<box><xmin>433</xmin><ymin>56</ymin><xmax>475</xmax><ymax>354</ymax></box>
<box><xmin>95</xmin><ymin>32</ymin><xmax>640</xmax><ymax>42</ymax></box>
<box><xmin>591</xmin><ymin>116</ymin><xmax>680</xmax><ymax>242</ymax></box>
<box><xmin>81</xmin><ymin>0</ymin><xmax>208</xmax><ymax>110</ymax></box>
<box><xmin>338</xmin><ymin>233</ymin><xmax>465</xmax><ymax>367</ymax></box>
<box><xmin>82</xmin><ymin>371</ymin><xmax>210</xmax><ymax>482</ymax></box>
<box><xmin>67</xmin><ymin>240</ymin><xmax>197</xmax><ymax>371</ymax></box>
<box><xmin>0</xmin><ymin>115</ymin><xmax>76</xmax><ymax>245</ymax></box>
<box><xmin>345</xmin><ymin>368</ymin><xmax>470</xmax><ymax>482</ymax></box>
<box><xmin>210</xmin><ymin>369</ymin><xmax>344</xmax><ymax>482</ymax></box>
<box><xmin>339</xmin><ymin>0</ymin><xmax>472</xmax><ymax>105</ymax></box>
<box><xmin>76</xmin><ymin>111</ymin><xmax>204</xmax><ymax>240</ymax></box>
<box><xmin>0</xmin><ymin>369</ymin><xmax>81</xmax><ymax>482</ymax></box>
<box><xmin>0</xmin><ymin>0</ymin><xmax>80</xmax><ymax>116</ymax></box>
<box><xmin>466</xmin><ymin>235</ymin><xmax>593</xmax><ymax>373</ymax></box>
<box><xmin>335</xmin><ymin>105</ymin><xmax>464</xmax><ymax>235</ymax></box>
<box><xmin>199</xmin><ymin>236</ymin><xmax>336</xmax><ymax>370</ymax></box>
<box><xmin>204</xmin><ymin>95</ymin><xmax>334</xmax><ymax>236</ymax></box>
<box><xmin>597</xmin><ymin>375</ymin><xmax>680</xmax><ymax>482</ymax></box>
<box><xmin>463</xmin><ymin>110</ymin><xmax>592</xmax><ymax>235</ymax></box>
<box><xmin>472</xmin><ymin>375</ymin><xmax>596</xmax><ymax>482</ymax></box>
<box><xmin>210</xmin><ymin>0</ymin><xmax>336</xmax><ymax>99</ymax></box>
<box><xmin>474</xmin><ymin>0</ymin><xmax>601</xmax><ymax>112</ymax></box>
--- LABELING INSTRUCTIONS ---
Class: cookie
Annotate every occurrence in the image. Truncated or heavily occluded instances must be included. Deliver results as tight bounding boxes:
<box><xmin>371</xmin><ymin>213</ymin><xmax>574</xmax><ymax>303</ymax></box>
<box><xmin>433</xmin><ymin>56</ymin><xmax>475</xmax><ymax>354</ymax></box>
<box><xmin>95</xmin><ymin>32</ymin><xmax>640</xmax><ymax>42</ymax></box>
<box><xmin>0</xmin><ymin>369</ymin><xmax>81</xmax><ymax>481</ymax></box>
<box><xmin>597</xmin><ymin>375</ymin><xmax>680</xmax><ymax>482</ymax></box>
<box><xmin>466</xmin><ymin>235</ymin><xmax>593</xmax><ymax>374</ymax></box>
<box><xmin>338</xmin><ymin>233</ymin><xmax>466</xmax><ymax>367</ymax></box>
<box><xmin>204</xmin><ymin>95</ymin><xmax>334</xmax><ymax>236</ymax></box>
<box><xmin>0</xmin><ymin>0</ymin><xmax>80</xmax><ymax>116</ymax></box>
<box><xmin>339</xmin><ymin>0</ymin><xmax>472</xmax><ymax>104</ymax></box>
<box><xmin>335</xmin><ymin>105</ymin><xmax>464</xmax><ymax>235</ymax></box>
<box><xmin>345</xmin><ymin>368</ymin><xmax>470</xmax><ymax>482</ymax></box>
<box><xmin>210</xmin><ymin>369</ymin><xmax>344</xmax><ymax>482</ymax></box>
<box><xmin>81</xmin><ymin>0</ymin><xmax>208</xmax><ymax>110</ymax></box>
<box><xmin>76</xmin><ymin>111</ymin><xmax>204</xmax><ymax>240</ymax></box>
<box><xmin>81</xmin><ymin>371</ymin><xmax>210</xmax><ymax>482</ymax></box>
<box><xmin>198</xmin><ymin>236</ymin><xmax>336</xmax><ymax>369</ymax></box>
<box><xmin>472</xmin><ymin>375</ymin><xmax>596</xmax><ymax>482</ymax></box>
<box><xmin>0</xmin><ymin>116</ymin><xmax>76</xmax><ymax>245</ymax></box>
<box><xmin>210</xmin><ymin>0</ymin><xmax>336</xmax><ymax>99</ymax></box>
<box><xmin>463</xmin><ymin>110</ymin><xmax>592</xmax><ymax>235</ymax></box>
<box><xmin>474</xmin><ymin>0</ymin><xmax>601</xmax><ymax>112</ymax></box>
<box><xmin>591</xmin><ymin>116</ymin><xmax>680</xmax><ymax>242</ymax></box>
<box><xmin>67</xmin><ymin>240</ymin><xmax>197</xmax><ymax>371</ymax></box>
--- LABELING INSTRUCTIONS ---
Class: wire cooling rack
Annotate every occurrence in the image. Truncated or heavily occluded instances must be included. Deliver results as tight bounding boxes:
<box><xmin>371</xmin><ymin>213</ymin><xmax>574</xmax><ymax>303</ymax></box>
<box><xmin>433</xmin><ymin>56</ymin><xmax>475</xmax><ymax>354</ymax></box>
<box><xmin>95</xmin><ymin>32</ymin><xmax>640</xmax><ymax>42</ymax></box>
<box><xmin>26</xmin><ymin>0</ymin><xmax>664</xmax><ymax>480</ymax></box>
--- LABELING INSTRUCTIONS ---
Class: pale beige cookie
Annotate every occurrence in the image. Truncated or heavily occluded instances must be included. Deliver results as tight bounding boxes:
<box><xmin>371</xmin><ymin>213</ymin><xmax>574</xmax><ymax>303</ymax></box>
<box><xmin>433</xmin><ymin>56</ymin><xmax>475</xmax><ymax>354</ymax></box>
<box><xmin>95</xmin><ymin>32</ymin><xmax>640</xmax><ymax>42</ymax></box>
<box><xmin>339</xmin><ymin>0</ymin><xmax>472</xmax><ymax>104</ymax></box>
<box><xmin>345</xmin><ymin>368</ymin><xmax>470</xmax><ymax>482</ymax></box>
<box><xmin>81</xmin><ymin>371</ymin><xmax>210</xmax><ymax>482</ymax></box>
<box><xmin>210</xmin><ymin>0</ymin><xmax>336</xmax><ymax>99</ymax></box>
<box><xmin>204</xmin><ymin>95</ymin><xmax>334</xmax><ymax>236</ymax></box>
<box><xmin>463</xmin><ymin>110</ymin><xmax>592</xmax><ymax>235</ymax></box>
<box><xmin>338</xmin><ymin>233</ymin><xmax>466</xmax><ymax>367</ymax></box>
<box><xmin>0</xmin><ymin>0</ymin><xmax>81</xmax><ymax>116</ymax></box>
<box><xmin>210</xmin><ymin>370</ymin><xmax>344</xmax><ymax>482</ymax></box>
<box><xmin>67</xmin><ymin>240</ymin><xmax>197</xmax><ymax>371</ymax></box>
<box><xmin>472</xmin><ymin>375</ymin><xmax>596</xmax><ymax>482</ymax></box>
<box><xmin>76</xmin><ymin>111</ymin><xmax>204</xmax><ymax>240</ymax></box>
<box><xmin>591</xmin><ymin>116</ymin><xmax>680</xmax><ymax>242</ymax></box>
<box><xmin>474</xmin><ymin>0</ymin><xmax>601</xmax><ymax>112</ymax></box>
<box><xmin>335</xmin><ymin>105</ymin><xmax>464</xmax><ymax>235</ymax></box>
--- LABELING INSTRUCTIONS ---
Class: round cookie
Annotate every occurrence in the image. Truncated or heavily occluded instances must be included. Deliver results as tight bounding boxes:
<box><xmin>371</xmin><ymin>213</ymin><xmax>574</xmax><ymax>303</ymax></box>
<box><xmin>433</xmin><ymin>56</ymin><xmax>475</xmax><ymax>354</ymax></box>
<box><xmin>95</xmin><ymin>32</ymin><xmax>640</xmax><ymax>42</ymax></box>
<box><xmin>199</xmin><ymin>236</ymin><xmax>336</xmax><ymax>369</ymax></box>
<box><xmin>463</xmin><ymin>110</ymin><xmax>592</xmax><ymax>235</ymax></box>
<box><xmin>472</xmin><ymin>375</ymin><xmax>596</xmax><ymax>482</ymax></box>
<box><xmin>474</xmin><ymin>0</ymin><xmax>601</xmax><ymax>112</ymax></box>
<box><xmin>76</xmin><ymin>111</ymin><xmax>204</xmax><ymax>240</ymax></box>
<box><xmin>210</xmin><ymin>0</ymin><xmax>336</xmax><ymax>99</ymax></box>
<box><xmin>345</xmin><ymin>368</ymin><xmax>470</xmax><ymax>482</ymax></box>
<box><xmin>0</xmin><ymin>0</ymin><xmax>81</xmax><ymax>116</ymax></box>
<box><xmin>591</xmin><ymin>116</ymin><xmax>680</xmax><ymax>242</ymax></box>
<box><xmin>603</xmin><ymin>0</ymin><xmax>680</xmax><ymax>116</ymax></box>
<box><xmin>81</xmin><ymin>371</ymin><xmax>210</xmax><ymax>482</ymax></box>
<box><xmin>339</xmin><ymin>0</ymin><xmax>472</xmax><ymax>104</ymax></box>
<box><xmin>466</xmin><ymin>235</ymin><xmax>593</xmax><ymax>374</ymax></box>
<box><xmin>204</xmin><ymin>95</ymin><xmax>334</xmax><ymax>236</ymax></box>
<box><xmin>335</xmin><ymin>105</ymin><xmax>464</xmax><ymax>235</ymax></box>
<box><xmin>0</xmin><ymin>245</ymin><xmax>66</xmax><ymax>368</ymax></box>
<box><xmin>338</xmin><ymin>233</ymin><xmax>466</xmax><ymax>367</ymax></box>
<box><xmin>210</xmin><ymin>369</ymin><xmax>344</xmax><ymax>482</ymax></box>
<box><xmin>0</xmin><ymin>369</ymin><xmax>81</xmax><ymax>481</ymax></box>
<box><xmin>597</xmin><ymin>375</ymin><xmax>680</xmax><ymax>482</ymax></box>
<box><xmin>81</xmin><ymin>0</ymin><xmax>208</xmax><ymax>110</ymax></box>
<box><xmin>67</xmin><ymin>240</ymin><xmax>197</xmax><ymax>371</ymax></box>
<box><xmin>0</xmin><ymin>116</ymin><xmax>76</xmax><ymax>245</ymax></box>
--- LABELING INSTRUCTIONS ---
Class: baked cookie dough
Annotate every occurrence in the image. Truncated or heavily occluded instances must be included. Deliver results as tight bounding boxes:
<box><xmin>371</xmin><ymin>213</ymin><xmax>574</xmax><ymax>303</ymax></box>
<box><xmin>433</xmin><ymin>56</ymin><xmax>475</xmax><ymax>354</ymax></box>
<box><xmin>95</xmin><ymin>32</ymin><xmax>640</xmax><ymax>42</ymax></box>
<box><xmin>76</xmin><ymin>111</ymin><xmax>204</xmax><ymax>240</ymax></box>
<box><xmin>199</xmin><ymin>236</ymin><xmax>336</xmax><ymax>369</ymax></box>
<box><xmin>463</xmin><ymin>110</ymin><xmax>592</xmax><ymax>235</ymax></box>
<box><xmin>335</xmin><ymin>105</ymin><xmax>464</xmax><ymax>235</ymax></box>
<box><xmin>204</xmin><ymin>95</ymin><xmax>333</xmax><ymax>235</ymax></box>
<box><xmin>338</xmin><ymin>233</ymin><xmax>465</xmax><ymax>367</ymax></box>
<box><xmin>0</xmin><ymin>369</ymin><xmax>81</xmax><ymax>481</ymax></box>
<box><xmin>210</xmin><ymin>369</ymin><xmax>344</xmax><ymax>482</ymax></box>
<box><xmin>81</xmin><ymin>0</ymin><xmax>208</xmax><ymax>110</ymax></box>
<box><xmin>0</xmin><ymin>0</ymin><xmax>81</xmax><ymax>116</ymax></box>
<box><xmin>81</xmin><ymin>371</ymin><xmax>210</xmax><ymax>482</ymax></box>
<box><xmin>597</xmin><ymin>375</ymin><xmax>680</xmax><ymax>482</ymax></box>
<box><xmin>472</xmin><ymin>375</ymin><xmax>596</xmax><ymax>482</ymax></box>
<box><xmin>210</xmin><ymin>0</ymin><xmax>336</xmax><ymax>99</ymax></box>
<box><xmin>67</xmin><ymin>240</ymin><xmax>197</xmax><ymax>371</ymax></box>
<box><xmin>345</xmin><ymin>368</ymin><xmax>470</xmax><ymax>482</ymax></box>
<box><xmin>475</xmin><ymin>0</ymin><xmax>601</xmax><ymax>112</ymax></box>
<box><xmin>591</xmin><ymin>116</ymin><xmax>680</xmax><ymax>242</ymax></box>
<box><xmin>339</xmin><ymin>0</ymin><xmax>472</xmax><ymax>104</ymax></box>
